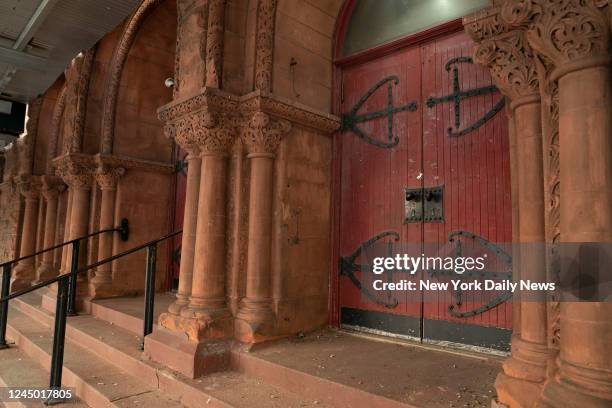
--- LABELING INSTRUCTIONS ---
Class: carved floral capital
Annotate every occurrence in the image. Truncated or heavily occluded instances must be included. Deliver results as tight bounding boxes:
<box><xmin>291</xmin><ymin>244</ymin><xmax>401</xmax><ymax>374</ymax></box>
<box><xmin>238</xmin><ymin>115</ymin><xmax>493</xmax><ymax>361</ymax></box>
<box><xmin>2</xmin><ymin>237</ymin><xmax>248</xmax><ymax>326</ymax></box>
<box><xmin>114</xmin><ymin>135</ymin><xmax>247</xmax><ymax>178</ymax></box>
<box><xmin>15</xmin><ymin>174</ymin><xmax>41</xmax><ymax>200</ymax></box>
<box><xmin>94</xmin><ymin>165</ymin><xmax>126</xmax><ymax>190</ymax></box>
<box><xmin>473</xmin><ymin>30</ymin><xmax>540</xmax><ymax>101</ymax></box>
<box><xmin>500</xmin><ymin>0</ymin><xmax>610</xmax><ymax>71</ymax></box>
<box><xmin>241</xmin><ymin>111</ymin><xmax>291</xmax><ymax>156</ymax></box>
<box><xmin>53</xmin><ymin>154</ymin><xmax>94</xmax><ymax>190</ymax></box>
<box><xmin>41</xmin><ymin>175</ymin><xmax>66</xmax><ymax>201</ymax></box>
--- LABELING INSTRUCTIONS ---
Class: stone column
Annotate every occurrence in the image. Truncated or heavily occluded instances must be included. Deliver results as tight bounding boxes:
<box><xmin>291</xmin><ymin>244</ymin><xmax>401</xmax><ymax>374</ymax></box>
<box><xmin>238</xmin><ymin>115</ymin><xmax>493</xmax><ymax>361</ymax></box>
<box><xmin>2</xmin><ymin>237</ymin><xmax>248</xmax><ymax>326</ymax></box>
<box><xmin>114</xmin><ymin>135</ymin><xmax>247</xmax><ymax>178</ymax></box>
<box><xmin>177</xmin><ymin>111</ymin><xmax>235</xmax><ymax>341</ymax></box>
<box><xmin>168</xmin><ymin>149</ymin><xmax>201</xmax><ymax>314</ymax></box>
<box><xmin>36</xmin><ymin>177</ymin><xmax>65</xmax><ymax>282</ymax></box>
<box><xmin>12</xmin><ymin>175</ymin><xmax>41</xmax><ymax>291</ymax></box>
<box><xmin>491</xmin><ymin>1</ymin><xmax>612</xmax><ymax>406</ymax></box>
<box><xmin>235</xmin><ymin>112</ymin><xmax>291</xmax><ymax>342</ymax></box>
<box><xmin>472</xmin><ymin>30</ymin><xmax>549</xmax><ymax>407</ymax></box>
<box><xmin>89</xmin><ymin>165</ymin><xmax>125</xmax><ymax>297</ymax></box>
<box><xmin>523</xmin><ymin>7</ymin><xmax>612</xmax><ymax>406</ymax></box>
<box><xmin>55</xmin><ymin>156</ymin><xmax>93</xmax><ymax>277</ymax></box>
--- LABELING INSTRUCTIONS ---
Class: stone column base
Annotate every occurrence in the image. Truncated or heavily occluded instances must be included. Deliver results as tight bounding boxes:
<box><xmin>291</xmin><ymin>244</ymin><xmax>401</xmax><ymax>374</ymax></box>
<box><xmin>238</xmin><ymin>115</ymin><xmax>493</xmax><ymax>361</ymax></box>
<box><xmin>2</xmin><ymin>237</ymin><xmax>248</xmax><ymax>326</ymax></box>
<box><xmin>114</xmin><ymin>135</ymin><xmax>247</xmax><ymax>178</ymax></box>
<box><xmin>144</xmin><ymin>326</ymin><xmax>230</xmax><ymax>379</ymax></box>
<box><xmin>34</xmin><ymin>263</ymin><xmax>57</xmax><ymax>284</ymax></box>
<box><xmin>87</xmin><ymin>281</ymin><xmax>130</xmax><ymax>299</ymax></box>
<box><xmin>166</xmin><ymin>297</ymin><xmax>189</xmax><ymax>316</ymax></box>
<box><xmin>9</xmin><ymin>277</ymin><xmax>33</xmax><ymax>292</ymax></box>
<box><xmin>502</xmin><ymin>337</ymin><xmax>548</xmax><ymax>383</ymax></box>
<box><xmin>537</xmin><ymin>362</ymin><xmax>612</xmax><ymax>408</ymax></box>
<box><xmin>495</xmin><ymin>372</ymin><xmax>544</xmax><ymax>408</ymax></box>
<box><xmin>10</xmin><ymin>262</ymin><xmax>36</xmax><ymax>292</ymax></box>
<box><xmin>158</xmin><ymin>311</ymin><xmax>233</xmax><ymax>342</ymax></box>
<box><xmin>495</xmin><ymin>337</ymin><xmax>548</xmax><ymax>407</ymax></box>
<box><xmin>233</xmin><ymin>308</ymin><xmax>279</xmax><ymax>344</ymax></box>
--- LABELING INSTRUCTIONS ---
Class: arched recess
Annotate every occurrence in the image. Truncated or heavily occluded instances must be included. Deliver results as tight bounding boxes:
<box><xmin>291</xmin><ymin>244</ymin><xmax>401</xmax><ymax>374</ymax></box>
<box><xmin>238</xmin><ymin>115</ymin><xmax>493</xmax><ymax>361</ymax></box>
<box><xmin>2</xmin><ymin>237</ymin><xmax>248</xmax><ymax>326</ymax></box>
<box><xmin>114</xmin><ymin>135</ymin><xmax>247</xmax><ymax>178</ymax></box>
<box><xmin>99</xmin><ymin>0</ymin><xmax>168</xmax><ymax>155</ymax></box>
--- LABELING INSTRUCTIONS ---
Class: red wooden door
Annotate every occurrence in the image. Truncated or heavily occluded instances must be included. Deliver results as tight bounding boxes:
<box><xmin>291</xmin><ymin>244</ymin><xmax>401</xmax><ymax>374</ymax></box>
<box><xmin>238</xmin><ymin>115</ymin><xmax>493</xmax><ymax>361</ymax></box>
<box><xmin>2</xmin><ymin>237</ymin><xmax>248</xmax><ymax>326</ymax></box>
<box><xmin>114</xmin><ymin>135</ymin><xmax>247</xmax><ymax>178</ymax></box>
<box><xmin>337</xmin><ymin>30</ymin><xmax>512</xmax><ymax>350</ymax></box>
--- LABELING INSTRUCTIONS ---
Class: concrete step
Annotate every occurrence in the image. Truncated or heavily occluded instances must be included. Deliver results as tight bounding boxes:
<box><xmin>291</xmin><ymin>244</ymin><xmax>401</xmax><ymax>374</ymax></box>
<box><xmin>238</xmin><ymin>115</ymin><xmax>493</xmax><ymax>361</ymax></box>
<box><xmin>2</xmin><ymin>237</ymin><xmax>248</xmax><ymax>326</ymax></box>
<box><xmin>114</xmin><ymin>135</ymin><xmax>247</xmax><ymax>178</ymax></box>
<box><xmin>8</xmin><ymin>292</ymin><xmax>330</xmax><ymax>408</ymax></box>
<box><xmin>0</xmin><ymin>346</ymin><xmax>89</xmax><ymax>408</ymax></box>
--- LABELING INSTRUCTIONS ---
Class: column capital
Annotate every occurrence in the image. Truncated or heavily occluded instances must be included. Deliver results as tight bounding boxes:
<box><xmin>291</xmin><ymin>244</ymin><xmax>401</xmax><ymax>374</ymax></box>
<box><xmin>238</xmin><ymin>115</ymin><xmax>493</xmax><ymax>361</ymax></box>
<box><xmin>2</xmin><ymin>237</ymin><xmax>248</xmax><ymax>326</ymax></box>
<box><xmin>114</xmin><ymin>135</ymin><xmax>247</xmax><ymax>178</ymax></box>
<box><xmin>475</xmin><ymin>30</ymin><xmax>540</xmax><ymax>105</ymax></box>
<box><xmin>15</xmin><ymin>174</ymin><xmax>41</xmax><ymax>199</ymax></box>
<box><xmin>53</xmin><ymin>153</ymin><xmax>94</xmax><ymax>190</ymax></box>
<box><xmin>41</xmin><ymin>175</ymin><xmax>66</xmax><ymax>200</ymax></box>
<box><xmin>240</xmin><ymin>111</ymin><xmax>291</xmax><ymax>156</ymax></box>
<box><xmin>187</xmin><ymin>110</ymin><xmax>236</xmax><ymax>156</ymax></box>
<box><xmin>94</xmin><ymin>165</ymin><xmax>126</xmax><ymax>191</ymax></box>
<box><xmin>500</xmin><ymin>0</ymin><xmax>610</xmax><ymax>79</ymax></box>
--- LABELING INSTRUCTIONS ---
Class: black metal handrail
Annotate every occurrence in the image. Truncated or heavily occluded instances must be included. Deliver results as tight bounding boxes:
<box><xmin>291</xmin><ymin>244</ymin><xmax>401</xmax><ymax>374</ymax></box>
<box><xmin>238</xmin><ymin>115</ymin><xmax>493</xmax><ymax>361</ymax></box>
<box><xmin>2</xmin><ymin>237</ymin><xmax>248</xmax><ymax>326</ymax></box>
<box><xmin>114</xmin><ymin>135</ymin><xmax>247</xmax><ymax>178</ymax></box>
<box><xmin>0</xmin><ymin>218</ymin><xmax>129</xmax><ymax>268</ymax></box>
<box><xmin>0</xmin><ymin>218</ymin><xmax>129</xmax><ymax>319</ymax></box>
<box><xmin>0</xmin><ymin>225</ymin><xmax>181</xmax><ymax>405</ymax></box>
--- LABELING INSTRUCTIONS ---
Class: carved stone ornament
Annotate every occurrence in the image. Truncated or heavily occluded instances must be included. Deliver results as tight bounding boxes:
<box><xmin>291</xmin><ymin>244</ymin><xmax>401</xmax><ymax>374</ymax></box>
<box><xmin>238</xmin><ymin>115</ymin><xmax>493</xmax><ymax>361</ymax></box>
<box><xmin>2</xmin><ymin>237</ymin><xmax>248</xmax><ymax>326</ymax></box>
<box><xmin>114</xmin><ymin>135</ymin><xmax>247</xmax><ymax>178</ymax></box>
<box><xmin>15</xmin><ymin>174</ymin><xmax>41</xmax><ymax>200</ymax></box>
<box><xmin>241</xmin><ymin>111</ymin><xmax>291</xmax><ymax>155</ymax></box>
<box><xmin>254</xmin><ymin>0</ymin><xmax>278</xmax><ymax>92</ymax></box>
<box><xmin>62</xmin><ymin>48</ymin><xmax>95</xmax><ymax>155</ymax></box>
<box><xmin>48</xmin><ymin>85</ymin><xmax>67</xmax><ymax>169</ymax></box>
<box><xmin>158</xmin><ymin>87</ymin><xmax>240</xmax><ymax>123</ymax></box>
<box><xmin>205</xmin><ymin>0</ymin><xmax>226</xmax><ymax>88</ymax></box>
<box><xmin>191</xmin><ymin>110</ymin><xmax>236</xmax><ymax>155</ymax></box>
<box><xmin>94</xmin><ymin>165</ymin><xmax>126</xmax><ymax>190</ymax></box>
<box><xmin>18</xmin><ymin>97</ymin><xmax>43</xmax><ymax>176</ymax></box>
<box><xmin>41</xmin><ymin>175</ymin><xmax>66</xmax><ymax>200</ymax></box>
<box><xmin>464</xmin><ymin>6</ymin><xmax>510</xmax><ymax>42</ymax></box>
<box><xmin>499</xmin><ymin>0</ymin><xmax>610</xmax><ymax>71</ymax></box>
<box><xmin>473</xmin><ymin>30</ymin><xmax>540</xmax><ymax>100</ymax></box>
<box><xmin>53</xmin><ymin>153</ymin><xmax>95</xmax><ymax>190</ymax></box>
<box><xmin>93</xmin><ymin>153</ymin><xmax>173</xmax><ymax>175</ymax></box>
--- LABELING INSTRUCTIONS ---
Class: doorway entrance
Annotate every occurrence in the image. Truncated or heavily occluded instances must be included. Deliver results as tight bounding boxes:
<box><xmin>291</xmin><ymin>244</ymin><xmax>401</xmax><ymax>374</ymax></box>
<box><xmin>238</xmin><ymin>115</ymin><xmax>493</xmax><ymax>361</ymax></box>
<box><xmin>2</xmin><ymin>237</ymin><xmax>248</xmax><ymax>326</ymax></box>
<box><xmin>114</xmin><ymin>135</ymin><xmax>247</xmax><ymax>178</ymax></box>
<box><xmin>335</xmin><ymin>28</ymin><xmax>512</xmax><ymax>351</ymax></box>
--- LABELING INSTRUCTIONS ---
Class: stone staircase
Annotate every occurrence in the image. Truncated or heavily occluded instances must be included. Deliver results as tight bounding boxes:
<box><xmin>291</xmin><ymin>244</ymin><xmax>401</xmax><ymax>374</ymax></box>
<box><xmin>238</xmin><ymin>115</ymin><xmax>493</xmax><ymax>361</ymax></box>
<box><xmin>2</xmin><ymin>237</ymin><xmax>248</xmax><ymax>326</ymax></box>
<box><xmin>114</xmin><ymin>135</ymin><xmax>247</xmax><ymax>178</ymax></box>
<box><xmin>1</xmin><ymin>291</ymin><xmax>419</xmax><ymax>408</ymax></box>
<box><xmin>2</xmin><ymin>291</ymin><xmax>335</xmax><ymax>408</ymax></box>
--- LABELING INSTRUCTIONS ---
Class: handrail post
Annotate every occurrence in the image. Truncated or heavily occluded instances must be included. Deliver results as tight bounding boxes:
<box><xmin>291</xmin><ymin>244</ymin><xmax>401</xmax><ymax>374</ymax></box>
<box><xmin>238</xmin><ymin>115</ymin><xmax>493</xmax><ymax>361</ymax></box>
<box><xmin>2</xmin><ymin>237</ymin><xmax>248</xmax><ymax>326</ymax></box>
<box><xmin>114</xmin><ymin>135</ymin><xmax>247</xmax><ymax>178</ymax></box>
<box><xmin>66</xmin><ymin>241</ymin><xmax>80</xmax><ymax>316</ymax></box>
<box><xmin>140</xmin><ymin>244</ymin><xmax>157</xmax><ymax>351</ymax></box>
<box><xmin>45</xmin><ymin>277</ymin><xmax>69</xmax><ymax>405</ymax></box>
<box><xmin>0</xmin><ymin>263</ymin><xmax>11</xmax><ymax>349</ymax></box>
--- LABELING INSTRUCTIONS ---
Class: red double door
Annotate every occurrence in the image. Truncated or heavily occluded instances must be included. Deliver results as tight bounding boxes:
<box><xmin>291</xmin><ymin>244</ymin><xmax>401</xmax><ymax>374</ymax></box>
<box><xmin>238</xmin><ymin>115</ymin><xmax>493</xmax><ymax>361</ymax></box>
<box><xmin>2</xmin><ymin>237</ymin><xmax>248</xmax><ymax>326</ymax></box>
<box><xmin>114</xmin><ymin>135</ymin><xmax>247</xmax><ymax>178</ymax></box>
<box><xmin>337</xmin><ymin>31</ymin><xmax>513</xmax><ymax>350</ymax></box>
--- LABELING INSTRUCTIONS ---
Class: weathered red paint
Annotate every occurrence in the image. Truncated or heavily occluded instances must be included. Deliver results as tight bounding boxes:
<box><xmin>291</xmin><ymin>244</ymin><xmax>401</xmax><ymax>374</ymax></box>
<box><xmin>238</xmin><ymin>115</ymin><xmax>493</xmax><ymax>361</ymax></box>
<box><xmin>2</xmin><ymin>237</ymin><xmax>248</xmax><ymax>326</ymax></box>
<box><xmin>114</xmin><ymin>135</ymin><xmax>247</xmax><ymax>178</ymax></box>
<box><xmin>334</xmin><ymin>29</ymin><xmax>512</xmax><ymax>337</ymax></box>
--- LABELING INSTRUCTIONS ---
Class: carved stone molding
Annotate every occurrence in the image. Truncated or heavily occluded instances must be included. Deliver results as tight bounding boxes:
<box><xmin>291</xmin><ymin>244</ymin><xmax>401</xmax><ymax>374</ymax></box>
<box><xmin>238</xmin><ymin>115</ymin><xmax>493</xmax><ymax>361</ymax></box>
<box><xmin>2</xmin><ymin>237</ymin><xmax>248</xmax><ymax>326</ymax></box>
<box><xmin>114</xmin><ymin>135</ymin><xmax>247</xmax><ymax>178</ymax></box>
<box><xmin>18</xmin><ymin>97</ymin><xmax>43</xmax><ymax>176</ymax></box>
<box><xmin>93</xmin><ymin>153</ymin><xmax>174</xmax><ymax>175</ymax></box>
<box><xmin>241</xmin><ymin>111</ymin><xmax>291</xmax><ymax>155</ymax></box>
<box><xmin>240</xmin><ymin>91</ymin><xmax>340</xmax><ymax>134</ymax></box>
<box><xmin>254</xmin><ymin>0</ymin><xmax>278</xmax><ymax>92</ymax></box>
<box><xmin>62</xmin><ymin>48</ymin><xmax>96</xmax><ymax>155</ymax></box>
<box><xmin>500</xmin><ymin>0</ymin><xmax>610</xmax><ymax>76</ymax></box>
<box><xmin>158</xmin><ymin>87</ymin><xmax>240</xmax><ymax>123</ymax></box>
<box><xmin>100</xmin><ymin>0</ymin><xmax>165</xmax><ymax>154</ymax></box>
<box><xmin>53</xmin><ymin>153</ymin><xmax>95</xmax><ymax>190</ymax></box>
<box><xmin>464</xmin><ymin>6</ymin><xmax>510</xmax><ymax>42</ymax></box>
<box><xmin>48</xmin><ymin>84</ymin><xmax>67</xmax><ymax>170</ymax></box>
<box><xmin>205</xmin><ymin>0</ymin><xmax>226</xmax><ymax>88</ymax></box>
<box><xmin>533</xmin><ymin>52</ymin><xmax>561</xmax><ymax>352</ymax></box>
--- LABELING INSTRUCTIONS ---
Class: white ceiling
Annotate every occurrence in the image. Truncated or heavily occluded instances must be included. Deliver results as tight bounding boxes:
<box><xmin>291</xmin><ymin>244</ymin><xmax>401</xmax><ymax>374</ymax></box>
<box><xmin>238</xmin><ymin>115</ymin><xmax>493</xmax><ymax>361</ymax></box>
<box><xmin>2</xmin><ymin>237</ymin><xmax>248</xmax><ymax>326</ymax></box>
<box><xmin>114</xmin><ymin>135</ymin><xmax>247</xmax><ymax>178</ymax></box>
<box><xmin>0</xmin><ymin>0</ymin><xmax>142</xmax><ymax>103</ymax></box>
